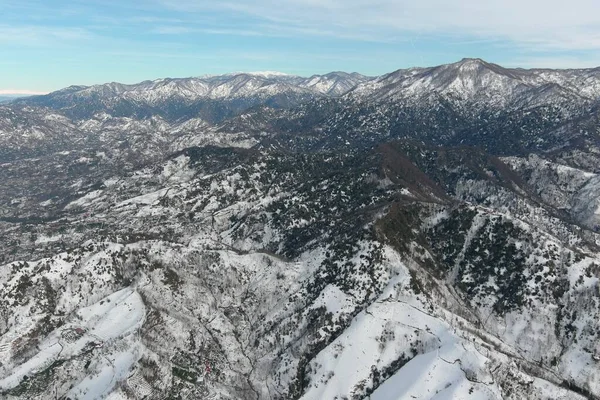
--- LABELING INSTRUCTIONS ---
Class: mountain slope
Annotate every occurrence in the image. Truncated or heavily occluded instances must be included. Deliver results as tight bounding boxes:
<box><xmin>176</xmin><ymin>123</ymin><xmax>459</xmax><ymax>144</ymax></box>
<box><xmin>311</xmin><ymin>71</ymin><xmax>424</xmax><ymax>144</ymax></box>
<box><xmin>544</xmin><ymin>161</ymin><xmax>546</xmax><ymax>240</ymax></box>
<box><xmin>15</xmin><ymin>72</ymin><xmax>370</xmax><ymax>123</ymax></box>
<box><xmin>350</xmin><ymin>58</ymin><xmax>600</xmax><ymax>107</ymax></box>
<box><xmin>2</xmin><ymin>59</ymin><xmax>600</xmax><ymax>399</ymax></box>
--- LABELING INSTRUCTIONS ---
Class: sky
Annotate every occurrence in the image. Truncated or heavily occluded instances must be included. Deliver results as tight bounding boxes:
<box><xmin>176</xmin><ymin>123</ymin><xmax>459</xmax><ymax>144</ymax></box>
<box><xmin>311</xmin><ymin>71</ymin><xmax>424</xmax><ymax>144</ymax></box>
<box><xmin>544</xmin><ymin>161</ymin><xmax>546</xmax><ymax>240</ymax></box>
<box><xmin>2</xmin><ymin>0</ymin><xmax>600</xmax><ymax>94</ymax></box>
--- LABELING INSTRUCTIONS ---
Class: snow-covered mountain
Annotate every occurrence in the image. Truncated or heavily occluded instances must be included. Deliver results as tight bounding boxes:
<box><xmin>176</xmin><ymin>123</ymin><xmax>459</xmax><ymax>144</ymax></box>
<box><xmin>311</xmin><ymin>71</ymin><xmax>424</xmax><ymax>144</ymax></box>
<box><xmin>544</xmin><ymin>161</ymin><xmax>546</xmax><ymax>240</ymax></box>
<box><xmin>15</xmin><ymin>59</ymin><xmax>600</xmax><ymax>124</ymax></box>
<box><xmin>350</xmin><ymin>58</ymin><xmax>600</xmax><ymax>104</ymax></box>
<box><xmin>15</xmin><ymin>72</ymin><xmax>371</xmax><ymax>122</ymax></box>
<box><xmin>2</xmin><ymin>59</ymin><xmax>600</xmax><ymax>400</ymax></box>
<box><xmin>296</xmin><ymin>72</ymin><xmax>371</xmax><ymax>96</ymax></box>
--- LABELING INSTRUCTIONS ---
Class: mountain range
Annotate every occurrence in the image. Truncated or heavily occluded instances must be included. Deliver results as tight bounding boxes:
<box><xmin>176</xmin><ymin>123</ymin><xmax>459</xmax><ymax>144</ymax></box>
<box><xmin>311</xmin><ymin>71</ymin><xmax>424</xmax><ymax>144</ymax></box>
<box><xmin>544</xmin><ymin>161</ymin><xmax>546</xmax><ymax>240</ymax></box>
<box><xmin>1</xmin><ymin>58</ymin><xmax>600</xmax><ymax>400</ymax></box>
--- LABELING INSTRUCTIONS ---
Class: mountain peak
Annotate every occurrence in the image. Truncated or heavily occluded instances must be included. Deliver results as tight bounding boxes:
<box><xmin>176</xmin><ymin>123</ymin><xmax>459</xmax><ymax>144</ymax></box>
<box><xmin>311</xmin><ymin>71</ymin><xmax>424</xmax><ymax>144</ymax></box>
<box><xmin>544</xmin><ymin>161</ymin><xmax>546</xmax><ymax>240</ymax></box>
<box><xmin>457</xmin><ymin>57</ymin><xmax>487</xmax><ymax>64</ymax></box>
<box><xmin>450</xmin><ymin>57</ymin><xmax>511</xmax><ymax>74</ymax></box>
<box><xmin>208</xmin><ymin>71</ymin><xmax>293</xmax><ymax>79</ymax></box>
<box><xmin>246</xmin><ymin>71</ymin><xmax>291</xmax><ymax>78</ymax></box>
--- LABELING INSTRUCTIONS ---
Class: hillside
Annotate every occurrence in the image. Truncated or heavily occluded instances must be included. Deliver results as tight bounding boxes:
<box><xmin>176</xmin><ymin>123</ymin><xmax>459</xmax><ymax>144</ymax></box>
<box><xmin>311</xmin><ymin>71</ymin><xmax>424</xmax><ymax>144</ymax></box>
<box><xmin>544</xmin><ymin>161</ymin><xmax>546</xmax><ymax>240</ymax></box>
<box><xmin>1</xmin><ymin>59</ymin><xmax>600</xmax><ymax>400</ymax></box>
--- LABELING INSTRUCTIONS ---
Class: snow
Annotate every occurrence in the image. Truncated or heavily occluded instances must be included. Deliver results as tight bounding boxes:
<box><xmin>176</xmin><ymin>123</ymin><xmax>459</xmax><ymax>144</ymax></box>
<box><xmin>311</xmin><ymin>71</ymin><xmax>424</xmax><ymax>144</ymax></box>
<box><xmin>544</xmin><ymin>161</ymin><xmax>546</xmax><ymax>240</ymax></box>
<box><xmin>116</xmin><ymin>188</ymin><xmax>169</xmax><ymax>207</ymax></box>
<box><xmin>0</xmin><ymin>288</ymin><xmax>145</xmax><ymax>393</ymax></box>
<box><xmin>243</xmin><ymin>71</ymin><xmax>291</xmax><ymax>78</ymax></box>
<box><xmin>3</xmin><ymin>61</ymin><xmax>600</xmax><ymax>399</ymax></box>
<box><xmin>299</xmin><ymin>250</ymin><xmax>499</xmax><ymax>400</ymax></box>
<box><xmin>76</xmin><ymin>288</ymin><xmax>145</xmax><ymax>340</ymax></box>
<box><xmin>371</xmin><ymin>344</ymin><xmax>495</xmax><ymax>400</ymax></box>
<box><xmin>66</xmin><ymin>350</ymin><xmax>138</xmax><ymax>400</ymax></box>
<box><xmin>161</xmin><ymin>155</ymin><xmax>195</xmax><ymax>183</ymax></box>
<box><xmin>311</xmin><ymin>284</ymin><xmax>354</xmax><ymax>315</ymax></box>
<box><xmin>65</xmin><ymin>190</ymin><xmax>105</xmax><ymax>210</ymax></box>
<box><xmin>0</xmin><ymin>343</ymin><xmax>63</xmax><ymax>390</ymax></box>
<box><xmin>35</xmin><ymin>234</ymin><xmax>62</xmax><ymax>244</ymax></box>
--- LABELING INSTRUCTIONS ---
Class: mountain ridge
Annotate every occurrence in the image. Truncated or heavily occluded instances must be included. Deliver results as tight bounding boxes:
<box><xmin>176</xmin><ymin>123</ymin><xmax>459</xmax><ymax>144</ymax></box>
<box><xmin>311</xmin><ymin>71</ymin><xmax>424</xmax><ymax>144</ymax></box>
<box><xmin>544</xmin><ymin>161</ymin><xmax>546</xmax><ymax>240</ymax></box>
<box><xmin>2</xmin><ymin>57</ymin><xmax>600</xmax><ymax>400</ymax></box>
<box><xmin>15</xmin><ymin>58</ymin><xmax>600</xmax><ymax>124</ymax></box>
<box><xmin>24</xmin><ymin>57</ymin><xmax>600</xmax><ymax>98</ymax></box>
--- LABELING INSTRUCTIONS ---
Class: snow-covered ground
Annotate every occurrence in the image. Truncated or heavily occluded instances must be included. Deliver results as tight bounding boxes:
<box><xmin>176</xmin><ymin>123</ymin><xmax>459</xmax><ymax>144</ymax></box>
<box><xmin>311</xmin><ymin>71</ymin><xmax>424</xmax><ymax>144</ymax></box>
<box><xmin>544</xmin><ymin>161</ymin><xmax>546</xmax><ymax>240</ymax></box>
<box><xmin>0</xmin><ymin>288</ymin><xmax>145</xmax><ymax>395</ymax></box>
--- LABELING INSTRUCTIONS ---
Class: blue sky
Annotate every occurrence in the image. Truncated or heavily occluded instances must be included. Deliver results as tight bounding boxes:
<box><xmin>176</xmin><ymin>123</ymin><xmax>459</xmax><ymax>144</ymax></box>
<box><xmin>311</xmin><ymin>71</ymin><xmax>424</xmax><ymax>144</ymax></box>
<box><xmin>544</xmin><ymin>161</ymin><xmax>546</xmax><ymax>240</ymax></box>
<box><xmin>2</xmin><ymin>0</ymin><xmax>600</xmax><ymax>94</ymax></box>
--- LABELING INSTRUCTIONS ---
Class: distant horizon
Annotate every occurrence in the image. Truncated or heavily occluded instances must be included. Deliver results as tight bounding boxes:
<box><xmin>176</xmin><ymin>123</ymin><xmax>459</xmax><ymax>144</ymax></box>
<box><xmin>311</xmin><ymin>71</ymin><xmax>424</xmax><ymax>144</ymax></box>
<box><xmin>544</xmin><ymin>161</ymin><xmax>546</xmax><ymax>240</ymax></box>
<box><xmin>0</xmin><ymin>92</ymin><xmax>49</xmax><ymax>97</ymax></box>
<box><xmin>3</xmin><ymin>0</ymin><xmax>600</xmax><ymax>94</ymax></box>
<box><xmin>3</xmin><ymin>56</ymin><xmax>600</xmax><ymax>97</ymax></box>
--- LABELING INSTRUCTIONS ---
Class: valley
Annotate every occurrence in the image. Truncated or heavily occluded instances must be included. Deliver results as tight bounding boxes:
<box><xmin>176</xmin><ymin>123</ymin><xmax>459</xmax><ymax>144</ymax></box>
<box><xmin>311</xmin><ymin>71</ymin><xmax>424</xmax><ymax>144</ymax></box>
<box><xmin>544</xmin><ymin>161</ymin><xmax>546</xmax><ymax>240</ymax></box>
<box><xmin>1</xmin><ymin>59</ymin><xmax>600</xmax><ymax>399</ymax></box>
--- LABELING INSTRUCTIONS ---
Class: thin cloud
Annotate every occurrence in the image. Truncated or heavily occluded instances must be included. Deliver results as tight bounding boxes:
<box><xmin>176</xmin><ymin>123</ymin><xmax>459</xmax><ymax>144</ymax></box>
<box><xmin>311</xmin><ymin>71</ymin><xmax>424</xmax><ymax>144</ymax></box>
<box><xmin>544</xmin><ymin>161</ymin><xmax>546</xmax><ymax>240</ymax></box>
<box><xmin>0</xmin><ymin>25</ymin><xmax>91</xmax><ymax>45</ymax></box>
<box><xmin>157</xmin><ymin>0</ymin><xmax>600</xmax><ymax>50</ymax></box>
<box><xmin>152</xmin><ymin>26</ymin><xmax>265</xmax><ymax>36</ymax></box>
<box><xmin>505</xmin><ymin>56</ymin><xmax>600</xmax><ymax>70</ymax></box>
<box><xmin>151</xmin><ymin>23</ymin><xmax>385</xmax><ymax>41</ymax></box>
<box><xmin>153</xmin><ymin>26</ymin><xmax>196</xmax><ymax>35</ymax></box>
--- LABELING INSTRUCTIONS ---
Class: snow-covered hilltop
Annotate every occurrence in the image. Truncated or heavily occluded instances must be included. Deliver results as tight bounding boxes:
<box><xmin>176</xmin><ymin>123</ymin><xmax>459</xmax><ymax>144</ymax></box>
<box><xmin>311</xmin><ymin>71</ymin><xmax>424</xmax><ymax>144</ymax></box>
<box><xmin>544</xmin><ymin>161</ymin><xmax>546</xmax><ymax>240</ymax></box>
<box><xmin>349</xmin><ymin>58</ymin><xmax>600</xmax><ymax>108</ymax></box>
<box><xmin>2</xmin><ymin>59</ymin><xmax>600</xmax><ymax>399</ymax></box>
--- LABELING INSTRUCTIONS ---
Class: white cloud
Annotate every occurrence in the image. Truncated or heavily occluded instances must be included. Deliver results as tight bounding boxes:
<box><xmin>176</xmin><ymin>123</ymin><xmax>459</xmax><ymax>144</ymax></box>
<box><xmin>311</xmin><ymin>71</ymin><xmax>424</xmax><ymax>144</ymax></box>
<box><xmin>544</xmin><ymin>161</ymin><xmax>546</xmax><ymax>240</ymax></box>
<box><xmin>505</xmin><ymin>55</ymin><xmax>600</xmax><ymax>69</ymax></box>
<box><xmin>153</xmin><ymin>26</ymin><xmax>196</xmax><ymax>35</ymax></box>
<box><xmin>153</xmin><ymin>26</ymin><xmax>266</xmax><ymax>36</ymax></box>
<box><xmin>156</xmin><ymin>0</ymin><xmax>600</xmax><ymax>51</ymax></box>
<box><xmin>0</xmin><ymin>25</ymin><xmax>91</xmax><ymax>46</ymax></box>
